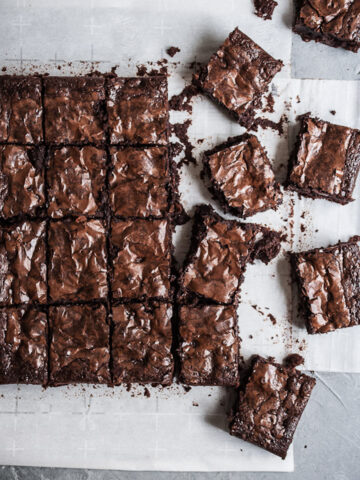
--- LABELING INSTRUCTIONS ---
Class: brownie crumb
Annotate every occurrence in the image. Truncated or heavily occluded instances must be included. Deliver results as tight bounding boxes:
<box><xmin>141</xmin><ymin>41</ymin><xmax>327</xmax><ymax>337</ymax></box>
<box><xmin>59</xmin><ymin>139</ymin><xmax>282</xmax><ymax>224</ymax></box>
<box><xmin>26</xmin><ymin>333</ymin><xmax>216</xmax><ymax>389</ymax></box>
<box><xmin>268</xmin><ymin>313</ymin><xmax>277</xmax><ymax>325</ymax></box>
<box><xmin>136</xmin><ymin>65</ymin><xmax>148</xmax><ymax>76</ymax></box>
<box><xmin>252</xmin><ymin>114</ymin><xmax>287</xmax><ymax>135</ymax></box>
<box><xmin>1</xmin><ymin>67</ymin><xmax>6</xmax><ymax>72</ymax></box>
<box><xmin>166</xmin><ymin>46</ymin><xmax>181</xmax><ymax>57</ymax></box>
<box><xmin>169</xmin><ymin>83</ymin><xmax>199</xmax><ymax>114</ymax></box>
<box><xmin>144</xmin><ymin>387</ymin><xmax>151</xmax><ymax>398</ymax></box>
<box><xmin>254</xmin><ymin>0</ymin><xmax>278</xmax><ymax>20</ymax></box>
<box><xmin>296</xmin><ymin>95</ymin><xmax>301</xmax><ymax>103</ymax></box>
<box><xmin>126</xmin><ymin>383</ymin><xmax>131</xmax><ymax>392</ymax></box>
<box><xmin>285</xmin><ymin>354</ymin><xmax>304</xmax><ymax>369</ymax></box>
<box><xmin>171</xmin><ymin>119</ymin><xmax>196</xmax><ymax>166</ymax></box>
<box><xmin>300</xmin><ymin>224</ymin><xmax>306</xmax><ymax>233</ymax></box>
<box><xmin>262</xmin><ymin>93</ymin><xmax>275</xmax><ymax>113</ymax></box>
<box><xmin>169</xmin><ymin>141</ymin><xmax>184</xmax><ymax>158</ymax></box>
<box><xmin>192</xmin><ymin>401</ymin><xmax>199</xmax><ymax>407</ymax></box>
<box><xmin>183</xmin><ymin>385</ymin><xmax>192</xmax><ymax>393</ymax></box>
<box><xmin>330</xmin><ymin>110</ymin><xmax>336</xmax><ymax>115</ymax></box>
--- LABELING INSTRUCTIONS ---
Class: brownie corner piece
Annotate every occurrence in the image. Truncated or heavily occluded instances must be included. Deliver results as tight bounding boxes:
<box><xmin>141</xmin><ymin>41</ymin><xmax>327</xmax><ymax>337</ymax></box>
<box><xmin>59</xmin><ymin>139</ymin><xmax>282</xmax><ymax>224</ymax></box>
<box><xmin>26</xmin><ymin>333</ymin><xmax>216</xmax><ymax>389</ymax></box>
<box><xmin>229</xmin><ymin>355</ymin><xmax>316</xmax><ymax>459</ymax></box>
<box><xmin>198</xmin><ymin>27</ymin><xmax>283</xmax><ymax>127</ymax></box>
<box><xmin>204</xmin><ymin>134</ymin><xmax>282</xmax><ymax>218</ymax></box>
<box><xmin>287</xmin><ymin>115</ymin><xmax>360</xmax><ymax>204</ymax></box>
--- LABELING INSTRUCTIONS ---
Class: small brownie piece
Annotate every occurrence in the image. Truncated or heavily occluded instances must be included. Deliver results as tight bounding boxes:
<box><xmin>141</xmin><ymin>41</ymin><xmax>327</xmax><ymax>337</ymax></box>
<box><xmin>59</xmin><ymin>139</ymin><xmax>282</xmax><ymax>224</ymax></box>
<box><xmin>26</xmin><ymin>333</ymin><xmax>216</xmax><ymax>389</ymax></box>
<box><xmin>198</xmin><ymin>28</ymin><xmax>283</xmax><ymax>128</ymax></box>
<box><xmin>292</xmin><ymin>238</ymin><xmax>360</xmax><ymax>334</ymax></box>
<box><xmin>178</xmin><ymin>205</ymin><xmax>282</xmax><ymax>304</ymax></box>
<box><xmin>44</xmin><ymin>76</ymin><xmax>106</xmax><ymax>144</ymax></box>
<box><xmin>287</xmin><ymin>115</ymin><xmax>360</xmax><ymax>204</ymax></box>
<box><xmin>0</xmin><ymin>76</ymin><xmax>43</xmax><ymax>144</ymax></box>
<box><xmin>178</xmin><ymin>304</ymin><xmax>239</xmax><ymax>386</ymax></box>
<box><xmin>109</xmin><ymin>146</ymin><xmax>169</xmax><ymax>218</ymax></box>
<box><xmin>112</xmin><ymin>302</ymin><xmax>173</xmax><ymax>385</ymax></box>
<box><xmin>293</xmin><ymin>0</ymin><xmax>360</xmax><ymax>53</ymax></box>
<box><xmin>49</xmin><ymin>304</ymin><xmax>110</xmax><ymax>385</ymax></box>
<box><xmin>204</xmin><ymin>134</ymin><xmax>282</xmax><ymax>218</ymax></box>
<box><xmin>47</xmin><ymin>146</ymin><xmax>107</xmax><ymax>218</ymax></box>
<box><xmin>48</xmin><ymin>218</ymin><xmax>108</xmax><ymax>302</ymax></box>
<box><xmin>254</xmin><ymin>0</ymin><xmax>278</xmax><ymax>20</ymax></box>
<box><xmin>0</xmin><ymin>221</ymin><xmax>46</xmax><ymax>305</ymax></box>
<box><xmin>107</xmin><ymin>76</ymin><xmax>168</xmax><ymax>145</ymax></box>
<box><xmin>110</xmin><ymin>219</ymin><xmax>172</xmax><ymax>300</ymax></box>
<box><xmin>0</xmin><ymin>306</ymin><xmax>47</xmax><ymax>385</ymax></box>
<box><xmin>229</xmin><ymin>355</ymin><xmax>316</xmax><ymax>459</ymax></box>
<box><xmin>0</xmin><ymin>145</ymin><xmax>45</xmax><ymax>219</ymax></box>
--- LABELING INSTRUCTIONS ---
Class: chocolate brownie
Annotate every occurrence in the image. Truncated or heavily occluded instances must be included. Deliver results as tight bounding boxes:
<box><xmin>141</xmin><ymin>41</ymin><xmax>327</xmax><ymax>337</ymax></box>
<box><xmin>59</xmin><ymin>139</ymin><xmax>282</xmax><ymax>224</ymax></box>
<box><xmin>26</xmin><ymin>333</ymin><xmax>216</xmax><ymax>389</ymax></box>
<box><xmin>254</xmin><ymin>0</ymin><xmax>278</xmax><ymax>20</ymax></box>
<box><xmin>0</xmin><ymin>306</ymin><xmax>47</xmax><ymax>385</ymax></box>
<box><xmin>292</xmin><ymin>238</ymin><xmax>360</xmax><ymax>334</ymax></box>
<box><xmin>204</xmin><ymin>134</ymin><xmax>282</xmax><ymax>218</ymax></box>
<box><xmin>293</xmin><ymin>0</ymin><xmax>360</xmax><ymax>53</ymax></box>
<box><xmin>47</xmin><ymin>146</ymin><xmax>107</xmax><ymax>218</ymax></box>
<box><xmin>197</xmin><ymin>28</ymin><xmax>283</xmax><ymax>128</ymax></box>
<box><xmin>112</xmin><ymin>302</ymin><xmax>173</xmax><ymax>385</ymax></box>
<box><xmin>48</xmin><ymin>218</ymin><xmax>108</xmax><ymax>302</ymax></box>
<box><xmin>107</xmin><ymin>76</ymin><xmax>168</xmax><ymax>145</ymax></box>
<box><xmin>109</xmin><ymin>146</ymin><xmax>169</xmax><ymax>218</ymax></box>
<box><xmin>178</xmin><ymin>205</ymin><xmax>282</xmax><ymax>304</ymax></box>
<box><xmin>110</xmin><ymin>219</ymin><xmax>172</xmax><ymax>300</ymax></box>
<box><xmin>0</xmin><ymin>145</ymin><xmax>45</xmax><ymax>219</ymax></box>
<box><xmin>287</xmin><ymin>115</ymin><xmax>360</xmax><ymax>204</ymax></box>
<box><xmin>0</xmin><ymin>221</ymin><xmax>46</xmax><ymax>305</ymax></box>
<box><xmin>229</xmin><ymin>355</ymin><xmax>316</xmax><ymax>459</ymax></box>
<box><xmin>0</xmin><ymin>76</ymin><xmax>43</xmax><ymax>144</ymax></box>
<box><xmin>178</xmin><ymin>304</ymin><xmax>240</xmax><ymax>386</ymax></box>
<box><xmin>49</xmin><ymin>303</ymin><xmax>110</xmax><ymax>385</ymax></box>
<box><xmin>44</xmin><ymin>76</ymin><xmax>106</xmax><ymax>144</ymax></box>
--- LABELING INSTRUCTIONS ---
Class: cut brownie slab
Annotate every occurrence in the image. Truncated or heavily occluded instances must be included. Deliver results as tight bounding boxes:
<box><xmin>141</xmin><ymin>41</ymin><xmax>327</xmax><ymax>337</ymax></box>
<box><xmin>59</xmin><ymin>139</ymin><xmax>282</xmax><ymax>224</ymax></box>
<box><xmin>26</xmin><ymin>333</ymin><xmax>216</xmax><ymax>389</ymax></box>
<box><xmin>292</xmin><ymin>238</ymin><xmax>360</xmax><ymax>334</ymax></box>
<box><xmin>47</xmin><ymin>146</ymin><xmax>107</xmax><ymax>218</ymax></box>
<box><xmin>197</xmin><ymin>28</ymin><xmax>283</xmax><ymax>128</ymax></box>
<box><xmin>48</xmin><ymin>218</ymin><xmax>108</xmax><ymax>302</ymax></box>
<box><xmin>112</xmin><ymin>302</ymin><xmax>173</xmax><ymax>385</ymax></box>
<box><xmin>0</xmin><ymin>76</ymin><xmax>43</xmax><ymax>144</ymax></box>
<box><xmin>178</xmin><ymin>304</ymin><xmax>240</xmax><ymax>386</ymax></box>
<box><xmin>49</xmin><ymin>304</ymin><xmax>110</xmax><ymax>385</ymax></box>
<box><xmin>178</xmin><ymin>205</ymin><xmax>282</xmax><ymax>304</ymax></box>
<box><xmin>293</xmin><ymin>0</ymin><xmax>360</xmax><ymax>53</ymax></box>
<box><xmin>287</xmin><ymin>115</ymin><xmax>360</xmax><ymax>204</ymax></box>
<box><xmin>107</xmin><ymin>76</ymin><xmax>168</xmax><ymax>145</ymax></box>
<box><xmin>229</xmin><ymin>355</ymin><xmax>316</xmax><ymax>459</ymax></box>
<box><xmin>204</xmin><ymin>134</ymin><xmax>282</xmax><ymax>218</ymax></box>
<box><xmin>0</xmin><ymin>306</ymin><xmax>48</xmax><ymax>385</ymax></box>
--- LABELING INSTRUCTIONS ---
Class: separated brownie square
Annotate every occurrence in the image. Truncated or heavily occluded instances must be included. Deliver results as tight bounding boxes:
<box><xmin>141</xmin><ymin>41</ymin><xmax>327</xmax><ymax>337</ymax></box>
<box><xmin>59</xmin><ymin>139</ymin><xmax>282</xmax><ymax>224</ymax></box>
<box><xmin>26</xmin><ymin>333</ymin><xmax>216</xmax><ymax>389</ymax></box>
<box><xmin>47</xmin><ymin>146</ymin><xmax>107</xmax><ymax>218</ymax></box>
<box><xmin>49</xmin><ymin>304</ymin><xmax>110</xmax><ymax>385</ymax></box>
<box><xmin>178</xmin><ymin>304</ymin><xmax>239</xmax><ymax>386</ymax></box>
<box><xmin>112</xmin><ymin>302</ymin><xmax>173</xmax><ymax>385</ymax></box>
<box><xmin>48</xmin><ymin>218</ymin><xmax>108</xmax><ymax>302</ymax></box>
<box><xmin>204</xmin><ymin>134</ymin><xmax>282</xmax><ymax>218</ymax></box>
<box><xmin>0</xmin><ymin>76</ymin><xmax>43</xmax><ymax>144</ymax></box>
<box><xmin>178</xmin><ymin>205</ymin><xmax>282</xmax><ymax>304</ymax></box>
<box><xmin>109</xmin><ymin>146</ymin><xmax>170</xmax><ymax>218</ymax></box>
<box><xmin>0</xmin><ymin>306</ymin><xmax>48</xmax><ymax>385</ymax></box>
<box><xmin>293</xmin><ymin>0</ymin><xmax>360</xmax><ymax>53</ymax></box>
<box><xmin>0</xmin><ymin>145</ymin><xmax>45</xmax><ymax>219</ymax></box>
<box><xmin>107</xmin><ymin>76</ymin><xmax>168</xmax><ymax>145</ymax></box>
<box><xmin>44</xmin><ymin>76</ymin><xmax>106</xmax><ymax>144</ymax></box>
<box><xmin>229</xmin><ymin>355</ymin><xmax>316</xmax><ymax>459</ymax></box>
<box><xmin>110</xmin><ymin>219</ymin><xmax>172</xmax><ymax>300</ymax></box>
<box><xmin>198</xmin><ymin>28</ymin><xmax>283</xmax><ymax>128</ymax></box>
<box><xmin>292</xmin><ymin>238</ymin><xmax>360</xmax><ymax>334</ymax></box>
<box><xmin>0</xmin><ymin>221</ymin><xmax>46</xmax><ymax>305</ymax></box>
<box><xmin>287</xmin><ymin>115</ymin><xmax>360</xmax><ymax>204</ymax></box>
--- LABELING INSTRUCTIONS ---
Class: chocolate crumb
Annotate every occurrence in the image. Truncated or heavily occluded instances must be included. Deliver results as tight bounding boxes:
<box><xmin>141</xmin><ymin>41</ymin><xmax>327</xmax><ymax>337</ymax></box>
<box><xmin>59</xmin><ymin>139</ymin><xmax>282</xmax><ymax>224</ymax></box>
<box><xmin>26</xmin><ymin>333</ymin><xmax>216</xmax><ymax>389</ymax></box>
<box><xmin>251</xmin><ymin>114</ymin><xmax>287</xmax><ymax>136</ymax></box>
<box><xmin>300</xmin><ymin>224</ymin><xmax>306</xmax><ymax>233</ymax></box>
<box><xmin>330</xmin><ymin>110</ymin><xmax>336</xmax><ymax>115</ymax></box>
<box><xmin>144</xmin><ymin>387</ymin><xmax>151</xmax><ymax>398</ymax></box>
<box><xmin>296</xmin><ymin>95</ymin><xmax>301</xmax><ymax>103</ymax></box>
<box><xmin>262</xmin><ymin>93</ymin><xmax>275</xmax><ymax>113</ymax></box>
<box><xmin>192</xmin><ymin>401</ymin><xmax>199</xmax><ymax>407</ymax></box>
<box><xmin>166</xmin><ymin>46</ymin><xmax>181</xmax><ymax>57</ymax></box>
<box><xmin>171</xmin><ymin>119</ymin><xmax>196</xmax><ymax>166</ymax></box>
<box><xmin>183</xmin><ymin>385</ymin><xmax>192</xmax><ymax>393</ymax></box>
<box><xmin>254</xmin><ymin>0</ymin><xmax>278</xmax><ymax>20</ymax></box>
<box><xmin>249</xmin><ymin>335</ymin><xmax>253</xmax><ymax>339</ymax></box>
<box><xmin>126</xmin><ymin>383</ymin><xmax>131</xmax><ymax>392</ymax></box>
<box><xmin>268</xmin><ymin>313</ymin><xmax>277</xmax><ymax>325</ymax></box>
<box><xmin>285</xmin><ymin>353</ymin><xmax>304</xmax><ymax>369</ymax></box>
<box><xmin>169</xmin><ymin>83</ymin><xmax>199</xmax><ymax>114</ymax></box>
<box><xmin>1</xmin><ymin>67</ymin><xmax>7</xmax><ymax>72</ymax></box>
<box><xmin>169</xmin><ymin>142</ymin><xmax>184</xmax><ymax>158</ymax></box>
<box><xmin>136</xmin><ymin>65</ymin><xmax>148</xmax><ymax>76</ymax></box>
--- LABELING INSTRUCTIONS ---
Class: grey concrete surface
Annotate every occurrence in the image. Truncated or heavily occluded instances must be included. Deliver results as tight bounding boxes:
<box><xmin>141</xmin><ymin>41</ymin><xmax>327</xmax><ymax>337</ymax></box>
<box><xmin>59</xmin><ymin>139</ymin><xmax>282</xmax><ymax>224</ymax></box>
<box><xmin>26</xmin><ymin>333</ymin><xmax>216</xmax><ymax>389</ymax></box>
<box><xmin>1</xmin><ymin>372</ymin><xmax>359</xmax><ymax>479</ymax></box>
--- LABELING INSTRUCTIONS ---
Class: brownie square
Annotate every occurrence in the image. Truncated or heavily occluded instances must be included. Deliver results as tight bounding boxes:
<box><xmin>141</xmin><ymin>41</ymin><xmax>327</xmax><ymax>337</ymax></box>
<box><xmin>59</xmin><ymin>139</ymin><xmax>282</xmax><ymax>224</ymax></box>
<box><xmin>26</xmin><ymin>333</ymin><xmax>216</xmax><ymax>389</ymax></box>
<box><xmin>229</xmin><ymin>355</ymin><xmax>316</xmax><ymax>459</ymax></box>
<box><xmin>112</xmin><ymin>302</ymin><xmax>173</xmax><ymax>385</ymax></box>
<box><xmin>287</xmin><ymin>115</ymin><xmax>360</xmax><ymax>204</ymax></box>
<box><xmin>48</xmin><ymin>218</ymin><xmax>108</xmax><ymax>302</ymax></box>
<box><xmin>178</xmin><ymin>205</ymin><xmax>282</xmax><ymax>304</ymax></box>
<box><xmin>0</xmin><ymin>221</ymin><xmax>46</xmax><ymax>305</ymax></box>
<box><xmin>111</xmin><ymin>219</ymin><xmax>172</xmax><ymax>300</ymax></box>
<box><xmin>44</xmin><ymin>76</ymin><xmax>106</xmax><ymax>144</ymax></box>
<box><xmin>0</xmin><ymin>145</ymin><xmax>45</xmax><ymax>219</ymax></box>
<box><xmin>107</xmin><ymin>76</ymin><xmax>168</xmax><ymax>145</ymax></box>
<box><xmin>198</xmin><ymin>28</ymin><xmax>283</xmax><ymax>128</ymax></box>
<box><xmin>47</xmin><ymin>146</ymin><xmax>107</xmax><ymax>218</ymax></box>
<box><xmin>204</xmin><ymin>134</ymin><xmax>282</xmax><ymax>218</ymax></box>
<box><xmin>292</xmin><ymin>238</ymin><xmax>360</xmax><ymax>334</ymax></box>
<box><xmin>0</xmin><ymin>306</ymin><xmax>47</xmax><ymax>385</ymax></box>
<box><xmin>0</xmin><ymin>76</ymin><xmax>43</xmax><ymax>144</ymax></box>
<box><xmin>109</xmin><ymin>146</ymin><xmax>169</xmax><ymax>218</ymax></box>
<box><xmin>293</xmin><ymin>0</ymin><xmax>360</xmax><ymax>53</ymax></box>
<box><xmin>49</xmin><ymin>304</ymin><xmax>110</xmax><ymax>385</ymax></box>
<box><xmin>178</xmin><ymin>304</ymin><xmax>240</xmax><ymax>386</ymax></box>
